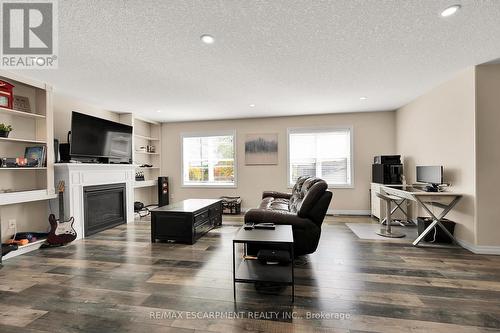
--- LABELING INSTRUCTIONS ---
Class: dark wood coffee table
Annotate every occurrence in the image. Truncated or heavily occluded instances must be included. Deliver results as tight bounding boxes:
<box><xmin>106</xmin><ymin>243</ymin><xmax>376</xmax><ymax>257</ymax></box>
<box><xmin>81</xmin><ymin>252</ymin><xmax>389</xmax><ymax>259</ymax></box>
<box><xmin>150</xmin><ymin>199</ymin><xmax>222</xmax><ymax>244</ymax></box>
<box><xmin>232</xmin><ymin>225</ymin><xmax>294</xmax><ymax>302</ymax></box>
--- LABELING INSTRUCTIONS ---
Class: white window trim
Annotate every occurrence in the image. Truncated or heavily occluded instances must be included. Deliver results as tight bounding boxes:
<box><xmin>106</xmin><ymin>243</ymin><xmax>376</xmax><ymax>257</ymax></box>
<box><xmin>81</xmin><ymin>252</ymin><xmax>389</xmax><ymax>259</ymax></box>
<box><xmin>286</xmin><ymin>126</ymin><xmax>354</xmax><ymax>189</ymax></box>
<box><xmin>181</xmin><ymin>130</ymin><xmax>237</xmax><ymax>188</ymax></box>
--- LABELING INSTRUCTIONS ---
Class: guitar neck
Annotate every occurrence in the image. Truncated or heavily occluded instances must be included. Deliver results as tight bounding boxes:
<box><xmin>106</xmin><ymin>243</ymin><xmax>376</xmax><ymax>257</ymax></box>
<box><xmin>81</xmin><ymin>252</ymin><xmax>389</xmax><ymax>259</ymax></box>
<box><xmin>59</xmin><ymin>191</ymin><xmax>64</xmax><ymax>220</ymax></box>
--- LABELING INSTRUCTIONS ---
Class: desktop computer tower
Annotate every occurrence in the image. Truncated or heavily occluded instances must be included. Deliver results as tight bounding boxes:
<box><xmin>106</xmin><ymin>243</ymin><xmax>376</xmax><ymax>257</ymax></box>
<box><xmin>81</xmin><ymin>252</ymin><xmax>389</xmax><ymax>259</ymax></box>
<box><xmin>372</xmin><ymin>163</ymin><xmax>403</xmax><ymax>184</ymax></box>
<box><xmin>158</xmin><ymin>177</ymin><xmax>169</xmax><ymax>207</ymax></box>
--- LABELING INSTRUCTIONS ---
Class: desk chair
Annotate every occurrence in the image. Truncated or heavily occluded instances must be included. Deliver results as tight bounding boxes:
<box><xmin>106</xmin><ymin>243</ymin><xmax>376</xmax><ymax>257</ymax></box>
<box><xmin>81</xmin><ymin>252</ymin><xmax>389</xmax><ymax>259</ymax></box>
<box><xmin>375</xmin><ymin>192</ymin><xmax>405</xmax><ymax>238</ymax></box>
<box><xmin>380</xmin><ymin>195</ymin><xmax>412</xmax><ymax>227</ymax></box>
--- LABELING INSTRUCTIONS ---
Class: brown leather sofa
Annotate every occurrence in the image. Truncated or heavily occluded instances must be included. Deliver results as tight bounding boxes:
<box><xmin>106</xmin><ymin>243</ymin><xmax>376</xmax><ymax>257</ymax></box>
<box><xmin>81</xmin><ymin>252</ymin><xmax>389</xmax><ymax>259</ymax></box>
<box><xmin>244</xmin><ymin>176</ymin><xmax>333</xmax><ymax>256</ymax></box>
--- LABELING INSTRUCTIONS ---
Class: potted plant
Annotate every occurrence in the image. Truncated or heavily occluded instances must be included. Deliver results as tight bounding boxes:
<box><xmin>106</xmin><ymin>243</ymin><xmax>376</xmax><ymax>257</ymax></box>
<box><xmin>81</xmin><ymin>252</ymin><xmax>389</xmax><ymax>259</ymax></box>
<box><xmin>0</xmin><ymin>123</ymin><xmax>13</xmax><ymax>138</ymax></box>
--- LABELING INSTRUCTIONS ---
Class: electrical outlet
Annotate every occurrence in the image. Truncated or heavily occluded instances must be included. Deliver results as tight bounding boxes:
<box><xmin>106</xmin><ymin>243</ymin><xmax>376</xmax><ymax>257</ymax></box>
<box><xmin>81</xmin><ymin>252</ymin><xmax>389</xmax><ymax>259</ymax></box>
<box><xmin>8</xmin><ymin>219</ymin><xmax>16</xmax><ymax>229</ymax></box>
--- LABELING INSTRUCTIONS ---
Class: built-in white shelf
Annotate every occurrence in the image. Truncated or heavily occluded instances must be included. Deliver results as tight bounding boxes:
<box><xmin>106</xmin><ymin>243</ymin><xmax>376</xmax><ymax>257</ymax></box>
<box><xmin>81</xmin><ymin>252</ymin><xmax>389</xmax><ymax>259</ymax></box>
<box><xmin>136</xmin><ymin>166</ymin><xmax>160</xmax><ymax>170</ymax></box>
<box><xmin>0</xmin><ymin>167</ymin><xmax>47</xmax><ymax>170</ymax></box>
<box><xmin>0</xmin><ymin>137</ymin><xmax>46</xmax><ymax>144</ymax></box>
<box><xmin>2</xmin><ymin>238</ymin><xmax>47</xmax><ymax>260</ymax></box>
<box><xmin>0</xmin><ymin>72</ymin><xmax>54</xmax><ymax>262</ymax></box>
<box><xmin>119</xmin><ymin>113</ymin><xmax>161</xmax><ymax>207</ymax></box>
<box><xmin>135</xmin><ymin>151</ymin><xmax>159</xmax><ymax>155</ymax></box>
<box><xmin>134</xmin><ymin>134</ymin><xmax>160</xmax><ymax>141</ymax></box>
<box><xmin>0</xmin><ymin>189</ymin><xmax>56</xmax><ymax>206</ymax></box>
<box><xmin>0</xmin><ymin>106</ymin><xmax>45</xmax><ymax>119</ymax></box>
<box><xmin>134</xmin><ymin>180</ymin><xmax>157</xmax><ymax>188</ymax></box>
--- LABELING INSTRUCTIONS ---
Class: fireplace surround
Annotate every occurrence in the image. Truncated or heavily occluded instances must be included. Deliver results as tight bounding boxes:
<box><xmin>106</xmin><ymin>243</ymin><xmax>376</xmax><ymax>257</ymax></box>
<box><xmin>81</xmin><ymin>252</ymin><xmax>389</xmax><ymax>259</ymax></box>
<box><xmin>54</xmin><ymin>163</ymin><xmax>135</xmax><ymax>239</ymax></box>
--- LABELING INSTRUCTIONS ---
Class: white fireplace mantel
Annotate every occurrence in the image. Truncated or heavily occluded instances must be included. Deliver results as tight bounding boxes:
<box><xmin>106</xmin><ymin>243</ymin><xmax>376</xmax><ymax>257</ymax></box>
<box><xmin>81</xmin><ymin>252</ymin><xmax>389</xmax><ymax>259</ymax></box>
<box><xmin>54</xmin><ymin>163</ymin><xmax>135</xmax><ymax>240</ymax></box>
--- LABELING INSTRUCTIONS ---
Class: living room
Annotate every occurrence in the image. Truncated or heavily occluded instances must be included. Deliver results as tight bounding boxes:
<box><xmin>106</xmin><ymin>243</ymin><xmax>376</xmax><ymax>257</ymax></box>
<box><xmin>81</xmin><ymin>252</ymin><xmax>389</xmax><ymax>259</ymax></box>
<box><xmin>1</xmin><ymin>1</ymin><xmax>500</xmax><ymax>332</ymax></box>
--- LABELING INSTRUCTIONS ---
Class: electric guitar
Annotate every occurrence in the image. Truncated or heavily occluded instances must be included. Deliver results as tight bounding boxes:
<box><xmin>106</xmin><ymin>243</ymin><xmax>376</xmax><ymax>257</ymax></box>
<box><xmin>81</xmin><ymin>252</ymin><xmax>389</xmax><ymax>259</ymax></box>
<box><xmin>47</xmin><ymin>181</ymin><xmax>77</xmax><ymax>245</ymax></box>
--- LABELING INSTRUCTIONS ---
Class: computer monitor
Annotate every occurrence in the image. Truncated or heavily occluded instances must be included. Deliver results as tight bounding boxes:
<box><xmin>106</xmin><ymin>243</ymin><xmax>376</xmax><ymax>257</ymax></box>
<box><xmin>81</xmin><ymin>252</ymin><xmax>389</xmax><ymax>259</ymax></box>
<box><xmin>416</xmin><ymin>166</ymin><xmax>443</xmax><ymax>185</ymax></box>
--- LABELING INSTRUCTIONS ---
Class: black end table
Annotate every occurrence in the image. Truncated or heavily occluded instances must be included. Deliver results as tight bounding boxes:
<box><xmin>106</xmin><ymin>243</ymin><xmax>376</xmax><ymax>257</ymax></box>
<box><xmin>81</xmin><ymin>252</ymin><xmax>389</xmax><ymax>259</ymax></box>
<box><xmin>232</xmin><ymin>225</ymin><xmax>294</xmax><ymax>302</ymax></box>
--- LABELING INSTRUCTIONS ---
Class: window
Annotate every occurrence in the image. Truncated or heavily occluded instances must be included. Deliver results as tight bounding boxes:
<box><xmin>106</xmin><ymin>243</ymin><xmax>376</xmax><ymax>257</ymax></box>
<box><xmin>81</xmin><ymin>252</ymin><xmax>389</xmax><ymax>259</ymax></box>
<box><xmin>288</xmin><ymin>127</ymin><xmax>353</xmax><ymax>187</ymax></box>
<box><xmin>182</xmin><ymin>131</ymin><xmax>236</xmax><ymax>187</ymax></box>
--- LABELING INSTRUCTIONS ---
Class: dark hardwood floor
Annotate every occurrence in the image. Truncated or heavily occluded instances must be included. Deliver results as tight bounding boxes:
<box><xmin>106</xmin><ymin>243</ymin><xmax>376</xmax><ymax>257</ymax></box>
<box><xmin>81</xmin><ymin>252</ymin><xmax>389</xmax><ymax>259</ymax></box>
<box><xmin>1</xmin><ymin>215</ymin><xmax>500</xmax><ymax>333</ymax></box>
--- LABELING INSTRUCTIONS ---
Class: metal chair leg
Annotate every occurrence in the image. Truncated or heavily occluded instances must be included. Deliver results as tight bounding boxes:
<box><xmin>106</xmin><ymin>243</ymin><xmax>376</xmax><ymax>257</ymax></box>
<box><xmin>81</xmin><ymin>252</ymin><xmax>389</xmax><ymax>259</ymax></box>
<box><xmin>380</xmin><ymin>198</ymin><xmax>412</xmax><ymax>226</ymax></box>
<box><xmin>376</xmin><ymin>195</ymin><xmax>405</xmax><ymax>238</ymax></box>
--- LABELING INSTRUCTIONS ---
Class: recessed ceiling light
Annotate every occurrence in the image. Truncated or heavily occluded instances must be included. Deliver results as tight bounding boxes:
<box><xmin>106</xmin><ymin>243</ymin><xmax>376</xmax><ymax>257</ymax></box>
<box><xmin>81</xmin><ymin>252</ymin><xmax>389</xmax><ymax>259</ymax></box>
<box><xmin>200</xmin><ymin>34</ymin><xmax>215</xmax><ymax>44</ymax></box>
<box><xmin>360</xmin><ymin>96</ymin><xmax>368</xmax><ymax>100</ymax></box>
<box><xmin>156</xmin><ymin>110</ymin><xmax>162</xmax><ymax>113</ymax></box>
<box><xmin>249</xmin><ymin>104</ymin><xmax>256</xmax><ymax>108</ymax></box>
<box><xmin>441</xmin><ymin>5</ymin><xmax>461</xmax><ymax>17</ymax></box>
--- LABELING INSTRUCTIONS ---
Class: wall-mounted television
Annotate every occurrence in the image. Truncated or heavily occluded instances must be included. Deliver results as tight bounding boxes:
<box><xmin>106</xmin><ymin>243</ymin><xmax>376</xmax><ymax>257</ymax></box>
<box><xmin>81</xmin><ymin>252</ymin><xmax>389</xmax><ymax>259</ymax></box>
<box><xmin>70</xmin><ymin>111</ymin><xmax>132</xmax><ymax>163</ymax></box>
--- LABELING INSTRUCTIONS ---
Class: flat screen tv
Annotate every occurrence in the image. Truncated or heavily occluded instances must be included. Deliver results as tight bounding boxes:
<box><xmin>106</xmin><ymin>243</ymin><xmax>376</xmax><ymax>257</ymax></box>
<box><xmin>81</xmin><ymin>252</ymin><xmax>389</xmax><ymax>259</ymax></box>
<box><xmin>70</xmin><ymin>111</ymin><xmax>132</xmax><ymax>163</ymax></box>
<box><xmin>416</xmin><ymin>165</ymin><xmax>443</xmax><ymax>185</ymax></box>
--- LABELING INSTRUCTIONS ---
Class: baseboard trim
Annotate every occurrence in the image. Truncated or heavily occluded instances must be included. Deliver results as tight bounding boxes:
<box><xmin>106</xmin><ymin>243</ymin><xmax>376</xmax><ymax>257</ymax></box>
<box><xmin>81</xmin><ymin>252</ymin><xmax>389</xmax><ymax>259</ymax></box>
<box><xmin>243</xmin><ymin>208</ymin><xmax>371</xmax><ymax>216</ymax></box>
<box><xmin>456</xmin><ymin>239</ymin><xmax>500</xmax><ymax>255</ymax></box>
<box><xmin>328</xmin><ymin>209</ymin><xmax>371</xmax><ymax>216</ymax></box>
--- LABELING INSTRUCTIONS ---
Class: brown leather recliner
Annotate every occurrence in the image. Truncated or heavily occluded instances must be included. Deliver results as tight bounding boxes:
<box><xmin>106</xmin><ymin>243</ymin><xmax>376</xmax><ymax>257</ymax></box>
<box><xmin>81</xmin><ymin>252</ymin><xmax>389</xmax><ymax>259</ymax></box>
<box><xmin>244</xmin><ymin>176</ymin><xmax>333</xmax><ymax>256</ymax></box>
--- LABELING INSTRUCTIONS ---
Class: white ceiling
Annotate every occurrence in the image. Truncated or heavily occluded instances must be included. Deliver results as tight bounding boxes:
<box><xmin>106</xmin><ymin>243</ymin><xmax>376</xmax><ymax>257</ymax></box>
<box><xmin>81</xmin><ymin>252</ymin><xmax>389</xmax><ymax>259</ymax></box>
<box><xmin>14</xmin><ymin>0</ymin><xmax>500</xmax><ymax>122</ymax></box>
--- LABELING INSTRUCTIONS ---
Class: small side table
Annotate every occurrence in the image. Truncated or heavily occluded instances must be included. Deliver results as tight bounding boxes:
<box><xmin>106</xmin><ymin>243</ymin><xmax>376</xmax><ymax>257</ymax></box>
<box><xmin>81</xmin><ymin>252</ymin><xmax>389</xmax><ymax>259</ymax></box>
<box><xmin>232</xmin><ymin>225</ymin><xmax>294</xmax><ymax>302</ymax></box>
<box><xmin>220</xmin><ymin>196</ymin><xmax>242</xmax><ymax>214</ymax></box>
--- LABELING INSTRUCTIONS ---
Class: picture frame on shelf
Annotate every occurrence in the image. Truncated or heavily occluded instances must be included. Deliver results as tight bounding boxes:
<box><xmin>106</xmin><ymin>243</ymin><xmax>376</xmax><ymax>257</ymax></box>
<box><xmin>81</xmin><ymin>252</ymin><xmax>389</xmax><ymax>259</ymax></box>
<box><xmin>25</xmin><ymin>146</ymin><xmax>46</xmax><ymax>167</ymax></box>
<box><xmin>13</xmin><ymin>96</ymin><xmax>32</xmax><ymax>113</ymax></box>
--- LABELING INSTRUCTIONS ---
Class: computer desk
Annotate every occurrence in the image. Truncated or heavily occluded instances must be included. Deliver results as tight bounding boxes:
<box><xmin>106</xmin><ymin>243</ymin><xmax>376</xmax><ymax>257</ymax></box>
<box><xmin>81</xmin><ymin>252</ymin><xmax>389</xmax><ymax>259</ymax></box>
<box><xmin>381</xmin><ymin>186</ymin><xmax>463</xmax><ymax>246</ymax></box>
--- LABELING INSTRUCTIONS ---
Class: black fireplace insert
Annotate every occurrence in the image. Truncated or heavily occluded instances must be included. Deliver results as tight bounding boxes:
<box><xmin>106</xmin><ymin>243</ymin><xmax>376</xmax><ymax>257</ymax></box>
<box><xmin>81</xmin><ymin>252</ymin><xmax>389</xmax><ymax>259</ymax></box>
<box><xmin>83</xmin><ymin>183</ymin><xmax>127</xmax><ymax>236</ymax></box>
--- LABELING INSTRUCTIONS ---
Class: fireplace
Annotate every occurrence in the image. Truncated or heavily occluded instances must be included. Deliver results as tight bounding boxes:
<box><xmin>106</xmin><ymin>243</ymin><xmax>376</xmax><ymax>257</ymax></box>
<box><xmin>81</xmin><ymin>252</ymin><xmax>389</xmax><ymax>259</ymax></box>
<box><xmin>83</xmin><ymin>183</ymin><xmax>127</xmax><ymax>236</ymax></box>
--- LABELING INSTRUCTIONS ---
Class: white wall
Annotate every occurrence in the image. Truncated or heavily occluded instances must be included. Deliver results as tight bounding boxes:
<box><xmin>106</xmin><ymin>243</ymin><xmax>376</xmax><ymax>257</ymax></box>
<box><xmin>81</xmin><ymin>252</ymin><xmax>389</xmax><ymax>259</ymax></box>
<box><xmin>396</xmin><ymin>68</ymin><xmax>476</xmax><ymax>245</ymax></box>
<box><xmin>162</xmin><ymin>111</ymin><xmax>397</xmax><ymax>212</ymax></box>
<box><xmin>475</xmin><ymin>64</ymin><xmax>500</xmax><ymax>247</ymax></box>
<box><xmin>53</xmin><ymin>93</ymin><xmax>120</xmax><ymax>143</ymax></box>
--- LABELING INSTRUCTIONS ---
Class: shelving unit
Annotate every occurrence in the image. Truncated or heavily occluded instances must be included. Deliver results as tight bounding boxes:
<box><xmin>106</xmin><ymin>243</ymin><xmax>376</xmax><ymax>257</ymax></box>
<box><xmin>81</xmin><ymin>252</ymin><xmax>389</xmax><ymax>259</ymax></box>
<box><xmin>0</xmin><ymin>167</ymin><xmax>47</xmax><ymax>170</ymax></box>
<box><xmin>0</xmin><ymin>189</ymin><xmax>56</xmax><ymax>206</ymax></box>
<box><xmin>134</xmin><ymin>134</ymin><xmax>160</xmax><ymax>141</ymax></box>
<box><xmin>0</xmin><ymin>137</ymin><xmax>47</xmax><ymax>144</ymax></box>
<box><xmin>2</xmin><ymin>238</ymin><xmax>47</xmax><ymax>260</ymax></box>
<box><xmin>0</xmin><ymin>106</ymin><xmax>46</xmax><ymax>119</ymax></box>
<box><xmin>136</xmin><ymin>166</ymin><xmax>160</xmax><ymax>170</ymax></box>
<box><xmin>135</xmin><ymin>151</ymin><xmax>160</xmax><ymax>155</ymax></box>
<box><xmin>0</xmin><ymin>71</ymin><xmax>54</xmax><ymax>200</ymax></box>
<box><xmin>119</xmin><ymin>114</ymin><xmax>161</xmax><ymax>206</ymax></box>
<box><xmin>134</xmin><ymin>179</ymin><xmax>157</xmax><ymax>188</ymax></box>
<box><xmin>0</xmin><ymin>71</ymin><xmax>54</xmax><ymax>262</ymax></box>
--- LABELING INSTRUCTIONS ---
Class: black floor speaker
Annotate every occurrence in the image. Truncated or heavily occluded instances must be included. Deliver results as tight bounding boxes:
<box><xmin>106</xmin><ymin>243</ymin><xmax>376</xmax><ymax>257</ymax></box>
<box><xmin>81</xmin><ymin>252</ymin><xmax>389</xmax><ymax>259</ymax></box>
<box><xmin>158</xmin><ymin>177</ymin><xmax>169</xmax><ymax>207</ymax></box>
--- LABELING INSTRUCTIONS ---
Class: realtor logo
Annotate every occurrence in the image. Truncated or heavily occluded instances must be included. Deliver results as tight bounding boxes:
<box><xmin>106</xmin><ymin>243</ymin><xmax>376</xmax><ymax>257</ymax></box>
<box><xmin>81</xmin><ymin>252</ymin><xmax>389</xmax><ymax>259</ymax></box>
<box><xmin>1</xmin><ymin>0</ymin><xmax>58</xmax><ymax>68</ymax></box>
